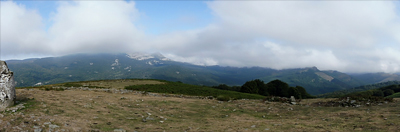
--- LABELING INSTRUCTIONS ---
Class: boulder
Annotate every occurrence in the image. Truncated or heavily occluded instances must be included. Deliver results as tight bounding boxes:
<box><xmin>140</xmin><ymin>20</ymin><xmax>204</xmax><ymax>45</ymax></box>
<box><xmin>0</xmin><ymin>61</ymin><xmax>16</xmax><ymax>110</ymax></box>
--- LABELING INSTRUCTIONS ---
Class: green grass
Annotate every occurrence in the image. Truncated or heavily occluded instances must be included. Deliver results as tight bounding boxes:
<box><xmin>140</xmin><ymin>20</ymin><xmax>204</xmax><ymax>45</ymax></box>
<box><xmin>125</xmin><ymin>81</ymin><xmax>265</xmax><ymax>100</ymax></box>
<box><xmin>386</xmin><ymin>92</ymin><xmax>400</xmax><ymax>98</ymax></box>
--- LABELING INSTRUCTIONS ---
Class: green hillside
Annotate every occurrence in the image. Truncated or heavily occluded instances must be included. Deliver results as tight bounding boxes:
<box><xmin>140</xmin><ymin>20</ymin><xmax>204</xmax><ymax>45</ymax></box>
<box><xmin>317</xmin><ymin>81</ymin><xmax>400</xmax><ymax>98</ymax></box>
<box><xmin>6</xmin><ymin>53</ymin><xmax>400</xmax><ymax>95</ymax></box>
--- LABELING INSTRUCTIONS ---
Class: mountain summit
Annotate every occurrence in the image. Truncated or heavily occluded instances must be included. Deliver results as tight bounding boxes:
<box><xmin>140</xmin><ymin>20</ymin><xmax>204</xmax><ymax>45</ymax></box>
<box><xmin>126</xmin><ymin>52</ymin><xmax>170</xmax><ymax>61</ymax></box>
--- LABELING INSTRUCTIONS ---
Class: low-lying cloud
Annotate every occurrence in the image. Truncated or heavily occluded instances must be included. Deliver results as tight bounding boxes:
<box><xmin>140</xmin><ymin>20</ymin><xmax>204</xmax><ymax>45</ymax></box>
<box><xmin>1</xmin><ymin>1</ymin><xmax>400</xmax><ymax>73</ymax></box>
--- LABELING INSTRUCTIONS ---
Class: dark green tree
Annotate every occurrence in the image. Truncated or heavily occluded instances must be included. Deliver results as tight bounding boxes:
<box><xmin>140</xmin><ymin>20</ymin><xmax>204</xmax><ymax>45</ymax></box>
<box><xmin>266</xmin><ymin>79</ymin><xmax>290</xmax><ymax>97</ymax></box>
<box><xmin>296</xmin><ymin>86</ymin><xmax>314</xmax><ymax>99</ymax></box>
<box><xmin>240</xmin><ymin>79</ymin><xmax>265</xmax><ymax>94</ymax></box>
<box><xmin>288</xmin><ymin>87</ymin><xmax>301</xmax><ymax>99</ymax></box>
<box><xmin>372</xmin><ymin>90</ymin><xmax>384</xmax><ymax>97</ymax></box>
<box><xmin>383</xmin><ymin>89</ymin><xmax>395</xmax><ymax>97</ymax></box>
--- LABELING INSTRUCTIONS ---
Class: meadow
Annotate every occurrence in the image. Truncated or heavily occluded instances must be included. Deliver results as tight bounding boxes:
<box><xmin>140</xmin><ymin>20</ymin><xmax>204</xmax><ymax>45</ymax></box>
<box><xmin>1</xmin><ymin>79</ymin><xmax>400</xmax><ymax>131</ymax></box>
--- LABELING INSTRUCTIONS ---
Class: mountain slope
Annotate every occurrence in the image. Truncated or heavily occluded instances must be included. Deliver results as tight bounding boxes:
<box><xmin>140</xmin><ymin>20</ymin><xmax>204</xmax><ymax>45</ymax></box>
<box><xmin>350</xmin><ymin>73</ymin><xmax>400</xmax><ymax>84</ymax></box>
<box><xmin>5</xmin><ymin>53</ymin><xmax>395</xmax><ymax>95</ymax></box>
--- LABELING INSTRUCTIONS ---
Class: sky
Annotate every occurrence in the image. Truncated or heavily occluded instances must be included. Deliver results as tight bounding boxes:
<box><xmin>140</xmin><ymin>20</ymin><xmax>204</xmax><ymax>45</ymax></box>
<box><xmin>1</xmin><ymin>0</ymin><xmax>400</xmax><ymax>73</ymax></box>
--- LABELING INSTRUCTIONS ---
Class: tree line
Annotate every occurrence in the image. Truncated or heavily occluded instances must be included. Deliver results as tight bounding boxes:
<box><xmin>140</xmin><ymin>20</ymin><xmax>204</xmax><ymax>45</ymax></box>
<box><xmin>345</xmin><ymin>84</ymin><xmax>400</xmax><ymax>97</ymax></box>
<box><xmin>213</xmin><ymin>79</ymin><xmax>314</xmax><ymax>99</ymax></box>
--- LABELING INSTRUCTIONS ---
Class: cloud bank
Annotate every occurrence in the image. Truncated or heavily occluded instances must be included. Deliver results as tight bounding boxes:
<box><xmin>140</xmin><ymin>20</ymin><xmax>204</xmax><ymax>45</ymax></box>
<box><xmin>1</xmin><ymin>1</ymin><xmax>400</xmax><ymax>73</ymax></box>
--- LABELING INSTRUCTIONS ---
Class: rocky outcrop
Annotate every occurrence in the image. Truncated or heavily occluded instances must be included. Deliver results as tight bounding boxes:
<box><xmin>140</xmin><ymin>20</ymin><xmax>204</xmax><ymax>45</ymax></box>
<box><xmin>263</xmin><ymin>96</ymin><xmax>300</xmax><ymax>105</ymax></box>
<box><xmin>0</xmin><ymin>61</ymin><xmax>16</xmax><ymax>110</ymax></box>
<box><xmin>312</xmin><ymin>96</ymin><xmax>393</xmax><ymax>107</ymax></box>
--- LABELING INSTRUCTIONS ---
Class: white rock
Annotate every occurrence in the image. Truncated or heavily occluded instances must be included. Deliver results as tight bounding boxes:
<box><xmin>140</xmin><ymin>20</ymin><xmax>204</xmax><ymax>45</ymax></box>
<box><xmin>0</xmin><ymin>61</ymin><xmax>16</xmax><ymax>110</ymax></box>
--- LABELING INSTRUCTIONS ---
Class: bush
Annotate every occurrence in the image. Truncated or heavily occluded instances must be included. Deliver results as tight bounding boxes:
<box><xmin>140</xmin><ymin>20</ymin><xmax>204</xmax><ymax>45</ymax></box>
<box><xmin>42</xmin><ymin>87</ymin><xmax>64</xmax><ymax>91</ymax></box>
<box><xmin>372</xmin><ymin>90</ymin><xmax>384</xmax><ymax>97</ymax></box>
<box><xmin>216</xmin><ymin>95</ymin><xmax>230</xmax><ymax>101</ymax></box>
<box><xmin>63</xmin><ymin>83</ymin><xmax>83</xmax><ymax>87</ymax></box>
<box><xmin>383</xmin><ymin>89</ymin><xmax>395</xmax><ymax>97</ymax></box>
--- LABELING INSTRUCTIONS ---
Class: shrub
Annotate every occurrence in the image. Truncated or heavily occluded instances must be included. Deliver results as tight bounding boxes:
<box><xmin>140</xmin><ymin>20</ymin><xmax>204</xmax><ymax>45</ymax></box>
<box><xmin>383</xmin><ymin>89</ymin><xmax>395</xmax><ymax>97</ymax></box>
<box><xmin>216</xmin><ymin>95</ymin><xmax>230</xmax><ymax>101</ymax></box>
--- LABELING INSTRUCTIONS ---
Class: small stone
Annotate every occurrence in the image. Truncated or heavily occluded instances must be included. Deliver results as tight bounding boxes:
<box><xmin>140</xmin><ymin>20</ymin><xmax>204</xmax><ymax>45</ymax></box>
<box><xmin>251</xmin><ymin>125</ymin><xmax>256</xmax><ymax>128</ymax></box>
<box><xmin>290</xmin><ymin>96</ymin><xmax>296</xmax><ymax>102</ymax></box>
<box><xmin>33</xmin><ymin>126</ymin><xmax>42</xmax><ymax>132</ymax></box>
<box><xmin>113</xmin><ymin>129</ymin><xmax>126</xmax><ymax>132</ymax></box>
<box><xmin>146</xmin><ymin>116</ymin><xmax>154</xmax><ymax>120</ymax></box>
<box><xmin>49</xmin><ymin>124</ymin><xmax>59</xmax><ymax>129</ymax></box>
<box><xmin>34</xmin><ymin>128</ymin><xmax>42</xmax><ymax>132</ymax></box>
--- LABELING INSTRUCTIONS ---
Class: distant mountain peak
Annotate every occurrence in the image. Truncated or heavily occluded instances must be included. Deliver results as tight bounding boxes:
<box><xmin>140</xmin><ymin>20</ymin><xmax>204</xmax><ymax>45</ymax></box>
<box><xmin>307</xmin><ymin>66</ymin><xmax>319</xmax><ymax>71</ymax></box>
<box><xmin>126</xmin><ymin>52</ymin><xmax>170</xmax><ymax>61</ymax></box>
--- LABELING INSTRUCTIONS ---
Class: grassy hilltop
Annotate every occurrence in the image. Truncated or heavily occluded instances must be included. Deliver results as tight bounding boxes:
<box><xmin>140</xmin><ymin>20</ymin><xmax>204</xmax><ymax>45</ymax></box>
<box><xmin>1</xmin><ymin>79</ymin><xmax>400</xmax><ymax>131</ymax></box>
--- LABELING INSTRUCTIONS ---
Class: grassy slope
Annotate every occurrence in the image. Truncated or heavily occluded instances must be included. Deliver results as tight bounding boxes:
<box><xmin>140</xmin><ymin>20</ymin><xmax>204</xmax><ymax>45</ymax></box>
<box><xmin>386</xmin><ymin>92</ymin><xmax>400</xmax><ymax>98</ymax></box>
<box><xmin>27</xmin><ymin>79</ymin><xmax>265</xmax><ymax>100</ymax></box>
<box><xmin>125</xmin><ymin>81</ymin><xmax>266</xmax><ymax>100</ymax></box>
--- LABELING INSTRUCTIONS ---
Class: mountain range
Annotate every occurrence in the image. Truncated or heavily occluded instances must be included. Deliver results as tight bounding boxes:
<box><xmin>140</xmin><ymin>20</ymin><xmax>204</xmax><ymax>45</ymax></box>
<box><xmin>5</xmin><ymin>53</ymin><xmax>400</xmax><ymax>95</ymax></box>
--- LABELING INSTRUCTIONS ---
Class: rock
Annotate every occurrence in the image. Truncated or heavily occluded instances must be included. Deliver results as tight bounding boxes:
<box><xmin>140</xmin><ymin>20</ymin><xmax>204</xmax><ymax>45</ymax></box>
<box><xmin>33</xmin><ymin>126</ymin><xmax>42</xmax><ymax>132</ymax></box>
<box><xmin>146</xmin><ymin>116</ymin><xmax>154</xmax><ymax>120</ymax></box>
<box><xmin>251</xmin><ymin>125</ymin><xmax>256</xmax><ymax>128</ymax></box>
<box><xmin>113</xmin><ymin>129</ymin><xmax>126</xmax><ymax>132</ymax></box>
<box><xmin>0</xmin><ymin>61</ymin><xmax>16</xmax><ymax>110</ymax></box>
<box><xmin>49</xmin><ymin>124</ymin><xmax>59</xmax><ymax>129</ymax></box>
<box><xmin>290</xmin><ymin>96</ymin><xmax>296</xmax><ymax>102</ymax></box>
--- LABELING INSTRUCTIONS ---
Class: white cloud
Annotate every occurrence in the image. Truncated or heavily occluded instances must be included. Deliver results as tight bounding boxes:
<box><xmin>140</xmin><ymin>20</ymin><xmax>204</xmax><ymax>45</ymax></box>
<box><xmin>155</xmin><ymin>1</ymin><xmax>400</xmax><ymax>73</ymax></box>
<box><xmin>1</xmin><ymin>1</ymin><xmax>48</xmax><ymax>59</ymax></box>
<box><xmin>1</xmin><ymin>1</ymin><xmax>145</xmax><ymax>60</ymax></box>
<box><xmin>48</xmin><ymin>1</ymin><xmax>144</xmax><ymax>55</ymax></box>
<box><xmin>208</xmin><ymin>1</ymin><xmax>400</xmax><ymax>48</ymax></box>
<box><xmin>2</xmin><ymin>1</ymin><xmax>400</xmax><ymax>73</ymax></box>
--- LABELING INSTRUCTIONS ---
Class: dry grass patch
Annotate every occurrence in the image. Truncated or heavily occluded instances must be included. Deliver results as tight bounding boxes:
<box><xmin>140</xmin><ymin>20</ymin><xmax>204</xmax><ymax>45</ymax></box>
<box><xmin>1</xmin><ymin>89</ymin><xmax>400</xmax><ymax>131</ymax></box>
